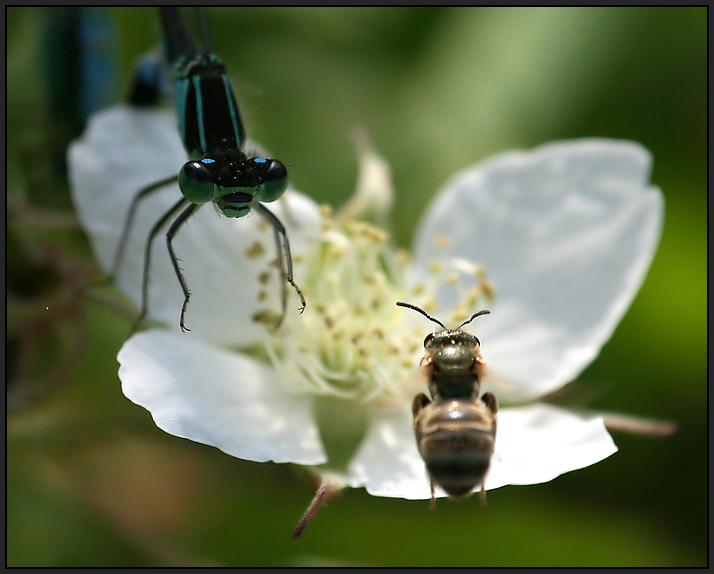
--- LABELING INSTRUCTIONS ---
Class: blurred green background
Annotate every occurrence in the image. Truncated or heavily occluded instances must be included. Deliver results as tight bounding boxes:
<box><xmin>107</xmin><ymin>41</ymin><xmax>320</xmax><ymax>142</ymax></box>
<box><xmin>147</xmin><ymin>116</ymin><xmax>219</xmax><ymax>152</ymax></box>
<box><xmin>7</xmin><ymin>7</ymin><xmax>706</xmax><ymax>566</ymax></box>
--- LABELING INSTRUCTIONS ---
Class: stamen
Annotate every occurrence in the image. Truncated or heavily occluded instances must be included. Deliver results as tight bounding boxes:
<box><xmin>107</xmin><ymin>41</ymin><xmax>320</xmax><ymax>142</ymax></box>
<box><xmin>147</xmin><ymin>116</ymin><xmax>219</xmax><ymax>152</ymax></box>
<box><xmin>261</xmin><ymin>209</ymin><xmax>494</xmax><ymax>404</ymax></box>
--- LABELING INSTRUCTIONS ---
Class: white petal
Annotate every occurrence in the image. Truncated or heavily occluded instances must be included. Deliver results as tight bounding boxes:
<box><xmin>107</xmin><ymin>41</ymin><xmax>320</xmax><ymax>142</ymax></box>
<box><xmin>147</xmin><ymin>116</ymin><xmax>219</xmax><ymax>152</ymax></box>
<box><xmin>336</xmin><ymin>128</ymin><xmax>394</xmax><ymax>228</ymax></box>
<box><xmin>486</xmin><ymin>403</ymin><xmax>617</xmax><ymax>489</ymax></box>
<box><xmin>347</xmin><ymin>405</ymin><xmax>434</xmax><ymax>499</ymax></box>
<box><xmin>68</xmin><ymin>105</ymin><xmax>321</xmax><ymax>346</ymax></box>
<box><xmin>347</xmin><ymin>402</ymin><xmax>615</xmax><ymax>500</ymax></box>
<box><xmin>118</xmin><ymin>329</ymin><xmax>326</xmax><ymax>465</ymax></box>
<box><xmin>68</xmin><ymin>105</ymin><xmax>186</xmax><ymax>272</ymax></box>
<box><xmin>412</xmin><ymin>139</ymin><xmax>663</xmax><ymax>400</ymax></box>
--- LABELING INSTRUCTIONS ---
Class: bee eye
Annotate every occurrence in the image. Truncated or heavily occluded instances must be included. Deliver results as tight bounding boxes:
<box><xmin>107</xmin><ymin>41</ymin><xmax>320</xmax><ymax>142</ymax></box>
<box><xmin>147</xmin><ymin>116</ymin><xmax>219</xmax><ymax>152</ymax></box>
<box><xmin>424</xmin><ymin>333</ymin><xmax>434</xmax><ymax>348</ymax></box>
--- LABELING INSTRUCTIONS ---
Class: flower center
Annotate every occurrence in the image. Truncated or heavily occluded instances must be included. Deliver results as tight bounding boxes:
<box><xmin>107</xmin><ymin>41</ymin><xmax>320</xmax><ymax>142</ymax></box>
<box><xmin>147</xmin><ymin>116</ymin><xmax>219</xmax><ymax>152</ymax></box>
<box><xmin>257</xmin><ymin>206</ymin><xmax>493</xmax><ymax>407</ymax></box>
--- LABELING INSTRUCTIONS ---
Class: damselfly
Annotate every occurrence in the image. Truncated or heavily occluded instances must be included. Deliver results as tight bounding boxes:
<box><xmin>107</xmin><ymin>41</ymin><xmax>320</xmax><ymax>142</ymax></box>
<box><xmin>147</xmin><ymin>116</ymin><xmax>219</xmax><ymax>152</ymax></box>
<box><xmin>113</xmin><ymin>7</ymin><xmax>305</xmax><ymax>332</ymax></box>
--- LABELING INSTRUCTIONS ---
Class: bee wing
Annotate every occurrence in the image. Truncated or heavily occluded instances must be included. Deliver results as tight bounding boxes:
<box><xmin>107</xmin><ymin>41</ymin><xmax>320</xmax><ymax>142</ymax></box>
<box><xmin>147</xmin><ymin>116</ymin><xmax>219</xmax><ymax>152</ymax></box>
<box><xmin>477</xmin><ymin>361</ymin><xmax>535</xmax><ymax>405</ymax></box>
<box><xmin>398</xmin><ymin>366</ymin><xmax>429</xmax><ymax>401</ymax></box>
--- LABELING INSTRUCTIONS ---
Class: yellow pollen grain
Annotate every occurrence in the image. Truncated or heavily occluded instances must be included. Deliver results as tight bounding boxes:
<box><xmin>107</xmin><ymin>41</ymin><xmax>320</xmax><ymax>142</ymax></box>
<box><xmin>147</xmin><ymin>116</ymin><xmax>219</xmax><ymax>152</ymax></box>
<box><xmin>327</xmin><ymin>243</ymin><xmax>347</xmax><ymax>257</ymax></box>
<box><xmin>482</xmin><ymin>280</ymin><xmax>495</xmax><ymax>301</ymax></box>
<box><xmin>245</xmin><ymin>241</ymin><xmax>265</xmax><ymax>258</ymax></box>
<box><xmin>434</xmin><ymin>234</ymin><xmax>449</xmax><ymax>249</ymax></box>
<box><xmin>351</xmin><ymin>302</ymin><xmax>366</xmax><ymax>316</ymax></box>
<box><xmin>396</xmin><ymin>249</ymin><xmax>410</xmax><ymax>265</ymax></box>
<box><xmin>453</xmin><ymin>304</ymin><xmax>469</xmax><ymax>321</ymax></box>
<box><xmin>371</xmin><ymin>228</ymin><xmax>388</xmax><ymax>243</ymax></box>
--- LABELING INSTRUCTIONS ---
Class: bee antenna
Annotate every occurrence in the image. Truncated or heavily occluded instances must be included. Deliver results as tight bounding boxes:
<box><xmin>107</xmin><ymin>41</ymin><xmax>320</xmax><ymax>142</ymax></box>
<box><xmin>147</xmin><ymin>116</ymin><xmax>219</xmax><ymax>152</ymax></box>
<box><xmin>396</xmin><ymin>301</ymin><xmax>446</xmax><ymax>329</ymax></box>
<box><xmin>457</xmin><ymin>310</ymin><xmax>490</xmax><ymax>329</ymax></box>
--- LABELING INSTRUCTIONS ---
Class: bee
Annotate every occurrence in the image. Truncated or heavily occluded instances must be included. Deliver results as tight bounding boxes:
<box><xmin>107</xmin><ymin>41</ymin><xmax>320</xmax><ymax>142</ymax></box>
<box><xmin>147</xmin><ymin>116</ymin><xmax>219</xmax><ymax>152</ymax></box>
<box><xmin>397</xmin><ymin>301</ymin><xmax>497</xmax><ymax>509</ymax></box>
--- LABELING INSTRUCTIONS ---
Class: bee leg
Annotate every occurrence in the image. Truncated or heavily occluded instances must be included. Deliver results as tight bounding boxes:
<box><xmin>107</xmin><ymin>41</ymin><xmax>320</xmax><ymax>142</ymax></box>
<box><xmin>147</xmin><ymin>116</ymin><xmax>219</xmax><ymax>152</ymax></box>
<box><xmin>479</xmin><ymin>392</ymin><xmax>496</xmax><ymax>509</ymax></box>
<box><xmin>481</xmin><ymin>391</ymin><xmax>498</xmax><ymax>414</ymax></box>
<box><xmin>479</xmin><ymin>485</ymin><xmax>488</xmax><ymax>508</ymax></box>
<box><xmin>412</xmin><ymin>392</ymin><xmax>430</xmax><ymax>417</ymax></box>
<box><xmin>430</xmin><ymin>481</ymin><xmax>436</xmax><ymax>512</ymax></box>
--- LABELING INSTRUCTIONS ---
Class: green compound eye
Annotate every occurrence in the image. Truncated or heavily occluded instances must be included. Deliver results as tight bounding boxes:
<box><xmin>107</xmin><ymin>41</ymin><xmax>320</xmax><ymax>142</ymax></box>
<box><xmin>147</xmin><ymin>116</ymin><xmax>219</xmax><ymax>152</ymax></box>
<box><xmin>179</xmin><ymin>159</ymin><xmax>216</xmax><ymax>204</ymax></box>
<box><xmin>251</xmin><ymin>157</ymin><xmax>288</xmax><ymax>203</ymax></box>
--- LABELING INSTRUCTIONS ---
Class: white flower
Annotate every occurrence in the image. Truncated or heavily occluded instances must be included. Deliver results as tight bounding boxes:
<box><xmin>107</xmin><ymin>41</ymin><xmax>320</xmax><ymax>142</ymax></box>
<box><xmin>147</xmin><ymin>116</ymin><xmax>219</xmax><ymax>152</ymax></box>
<box><xmin>68</xmin><ymin>105</ymin><xmax>663</xmax><ymax>502</ymax></box>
